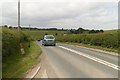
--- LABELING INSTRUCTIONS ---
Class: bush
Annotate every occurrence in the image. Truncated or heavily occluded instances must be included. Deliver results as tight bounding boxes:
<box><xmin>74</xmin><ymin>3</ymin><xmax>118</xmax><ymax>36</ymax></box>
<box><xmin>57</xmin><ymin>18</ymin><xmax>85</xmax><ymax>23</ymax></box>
<box><xmin>57</xmin><ymin>31</ymin><xmax>119</xmax><ymax>50</ymax></box>
<box><xmin>2</xmin><ymin>28</ymin><xmax>28</xmax><ymax>58</ymax></box>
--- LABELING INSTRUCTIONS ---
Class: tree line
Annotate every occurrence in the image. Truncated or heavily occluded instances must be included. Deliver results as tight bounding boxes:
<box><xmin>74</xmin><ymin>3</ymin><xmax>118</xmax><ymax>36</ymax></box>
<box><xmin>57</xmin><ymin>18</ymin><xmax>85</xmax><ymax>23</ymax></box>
<box><xmin>3</xmin><ymin>25</ymin><xmax>104</xmax><ymax>34</ymax></box>
<box><xmin>3</xmin><ymin>25</ymin><xmax>67</xmax><ymax>31</ymax></box>
<box><xmin>69</xmin><ymin>28</ymin><xmax>104</xmax><ymax>34</ymax></box>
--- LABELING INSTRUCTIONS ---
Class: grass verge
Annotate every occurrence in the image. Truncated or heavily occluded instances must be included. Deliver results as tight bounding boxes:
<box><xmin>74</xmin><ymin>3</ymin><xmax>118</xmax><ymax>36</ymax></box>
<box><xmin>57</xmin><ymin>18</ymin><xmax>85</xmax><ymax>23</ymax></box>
<box><xmin>3</xmin><ymin>41</ymin><xmax>42</xmax><ymax>78</ymax></box>
<box><xmin>58</xmin><ymin>42</ymin><xmax>118</xmax><ymax>54</ymax></box>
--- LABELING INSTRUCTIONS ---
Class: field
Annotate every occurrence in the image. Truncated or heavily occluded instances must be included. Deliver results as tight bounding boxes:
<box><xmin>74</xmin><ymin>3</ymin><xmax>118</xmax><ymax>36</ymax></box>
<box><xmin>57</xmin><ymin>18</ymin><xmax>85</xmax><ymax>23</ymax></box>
<box><xmin>23</xmin><ymin>29</ymin><xmax>65</xmax><ymax>40</ymax></box>
<box><xmin>22</xmin><ymin>29</ymin><xmax>119</xmax><ymax>53</ymax></box>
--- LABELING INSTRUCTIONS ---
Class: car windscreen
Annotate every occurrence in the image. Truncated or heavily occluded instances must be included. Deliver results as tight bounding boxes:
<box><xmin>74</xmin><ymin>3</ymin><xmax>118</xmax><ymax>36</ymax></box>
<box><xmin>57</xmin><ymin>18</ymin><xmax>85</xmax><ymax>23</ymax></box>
<box><xmin>45</xmin><ymin>36</ymin><xmax>54</xmax><ymax>39</ymax></box>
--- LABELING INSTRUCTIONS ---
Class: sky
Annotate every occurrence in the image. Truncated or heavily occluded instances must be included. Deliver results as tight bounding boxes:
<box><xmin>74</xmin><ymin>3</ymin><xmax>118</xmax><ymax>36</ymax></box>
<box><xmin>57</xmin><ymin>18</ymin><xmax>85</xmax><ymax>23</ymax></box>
<box><xmin>1</xmin><ymin>0</ymin><xmax>119</xmax><ymax>30</ymax></box>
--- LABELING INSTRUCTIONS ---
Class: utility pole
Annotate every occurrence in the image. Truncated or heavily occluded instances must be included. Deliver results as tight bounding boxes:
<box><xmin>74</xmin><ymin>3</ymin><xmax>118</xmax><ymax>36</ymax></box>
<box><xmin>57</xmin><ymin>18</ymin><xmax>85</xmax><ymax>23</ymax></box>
<box><xmin>28</xmin><ymin>25</ymin><xmax>31</xmax><ymax>48</ymax></box>
<box><xmin>18</xmin><ymin>0</ymin><xmax>25</xmax><ymax>56</ymax></box>
<box><xmin>18</xmin><ymin>0</ymin><xmax>20</xmax><ymax>31</ymax></box>
<box><xmin>29</xmin><ymin>25</ymin><xmax>31</xmax><ymax>31</ymax></box>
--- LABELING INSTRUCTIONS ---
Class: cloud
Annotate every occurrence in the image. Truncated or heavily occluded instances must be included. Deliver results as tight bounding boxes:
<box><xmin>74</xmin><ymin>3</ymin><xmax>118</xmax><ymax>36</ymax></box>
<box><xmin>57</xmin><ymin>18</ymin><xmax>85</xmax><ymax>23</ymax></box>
<box><xmin>1</xmin><ymin>0</ymin><xmax>118</xmax><ymax>30</ymax></box>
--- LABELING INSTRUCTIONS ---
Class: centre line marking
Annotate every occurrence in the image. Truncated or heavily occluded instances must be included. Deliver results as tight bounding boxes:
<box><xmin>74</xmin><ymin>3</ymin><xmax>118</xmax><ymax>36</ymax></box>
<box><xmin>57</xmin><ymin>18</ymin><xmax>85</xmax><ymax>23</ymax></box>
<box><xmin>59</xmin><ymin>46</ymin><xmax>120</xmax><ymax>70</ymax></box>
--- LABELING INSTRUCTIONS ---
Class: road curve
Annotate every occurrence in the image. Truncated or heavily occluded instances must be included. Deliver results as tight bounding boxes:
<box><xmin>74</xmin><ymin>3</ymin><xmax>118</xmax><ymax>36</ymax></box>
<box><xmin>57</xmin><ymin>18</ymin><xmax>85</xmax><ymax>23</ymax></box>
<box><xmin>36</xmin><ymin>41</ymin><xmax>119</xmax><ymax>78</ymax></box>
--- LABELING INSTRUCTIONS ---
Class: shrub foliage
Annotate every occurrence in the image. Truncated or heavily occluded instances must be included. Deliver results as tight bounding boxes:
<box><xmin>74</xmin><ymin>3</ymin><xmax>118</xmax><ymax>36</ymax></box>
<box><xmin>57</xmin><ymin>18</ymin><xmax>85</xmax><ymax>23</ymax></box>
<box><xmin>2</xmin><ymin>28</ymin><xmax>28</xmax><ymax>57</ymax></box>
<box><xmin>57</xmin><ymin>31</ymin><xmax>119</xmax><ymax>49</ymax></box>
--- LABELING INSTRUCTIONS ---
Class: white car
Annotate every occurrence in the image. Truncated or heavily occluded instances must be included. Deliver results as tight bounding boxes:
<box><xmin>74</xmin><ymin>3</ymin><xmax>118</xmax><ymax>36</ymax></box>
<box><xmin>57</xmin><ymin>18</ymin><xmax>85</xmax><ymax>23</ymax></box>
<box><xmin>42</xmin><ymin>35</ymin><xmax>56</xmax><ymax>46</ymax></box>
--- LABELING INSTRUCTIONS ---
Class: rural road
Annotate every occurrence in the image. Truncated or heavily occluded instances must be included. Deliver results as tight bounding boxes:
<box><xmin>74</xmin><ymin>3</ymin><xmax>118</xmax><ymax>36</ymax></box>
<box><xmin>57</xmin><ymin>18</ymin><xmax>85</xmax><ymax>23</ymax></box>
<box><xmin>35</xmin><ymin>41</ymin><xmax>119</xmax><ymax>78</ymax></box>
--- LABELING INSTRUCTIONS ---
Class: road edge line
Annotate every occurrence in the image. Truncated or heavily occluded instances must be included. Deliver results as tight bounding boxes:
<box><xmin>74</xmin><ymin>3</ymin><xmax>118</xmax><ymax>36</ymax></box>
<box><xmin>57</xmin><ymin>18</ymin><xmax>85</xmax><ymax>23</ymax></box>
<box><xmin>59</xmin><ymin>46</ymin><xmax>120</xmax><ymax>70</ymax></box>
<box><xmin>60</xmin><ymin>43</ymin><xmax>119</xmax><ymax>56</ymax></box>
<box><xmin>30</xmin><ymin>66</ymin><xmax>41</xmax><ymax>79</ymax></box>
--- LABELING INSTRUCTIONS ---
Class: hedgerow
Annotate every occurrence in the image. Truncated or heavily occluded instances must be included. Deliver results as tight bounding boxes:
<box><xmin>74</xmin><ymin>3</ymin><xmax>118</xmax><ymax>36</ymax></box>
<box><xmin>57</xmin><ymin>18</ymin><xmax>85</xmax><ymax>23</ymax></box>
<box><xmin>56</xmin><ymin>32</ymin><xmax>119</xmax><ymax>49</ymax></box>
<box><xmin>2</xmin><ymin>28</ymin><xmax>28</xmax><ymax>57</ymax></box>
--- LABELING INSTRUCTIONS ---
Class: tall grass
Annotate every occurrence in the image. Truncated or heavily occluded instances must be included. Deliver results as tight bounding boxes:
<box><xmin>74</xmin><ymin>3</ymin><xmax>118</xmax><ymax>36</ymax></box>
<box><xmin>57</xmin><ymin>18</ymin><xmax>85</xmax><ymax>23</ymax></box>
<box><xmin>2</xmin><ymin>27</ymin><xmax>41</xmax><ymax>78</ymax></box>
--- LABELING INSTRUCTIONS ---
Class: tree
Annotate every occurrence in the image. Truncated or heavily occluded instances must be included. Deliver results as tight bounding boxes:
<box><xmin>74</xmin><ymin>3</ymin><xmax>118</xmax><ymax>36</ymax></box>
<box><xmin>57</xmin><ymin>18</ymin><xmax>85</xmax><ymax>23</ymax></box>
<box><xmin>89</xmin><ymin>29</ymin><xmax>95</xmax><ymax>33</ymax></box>
<box><xmin>9</xmin><ymin>26</ymin><xmax>12</xmax><ymax>29</ymax></box>
<box><xmin>45</xmin><ymin>33</ymin><xmax>48</xmax><ymax>35</ymax></box>
<box><xmin>4</xmin><ymin>25</ymin><xmax>8</xmax><ymax>28</ymax></box>
<box><xmin>55</xmin><ymin>33</ymin><xmax>58</xmax><ymax>36</ymax></box>
<box><xmin>70</xmin><ymin>29</ymin><xmax>75</xmax><ymax>34</ymax></box>
<box><xmin>95</xmin><ymin>30</ymin><xmax>100</xmax><ymax>33</ymax></box>
<box><xmin>100</xmin><ymin>29</ymin><xmax>104</xmax><ymax>33</ymax></box>
<box><xmin>76</xmin><ymin>27</ymin><xmax>85</xmax><ymax>33</ymax></box>
<box><xmin>49</xmin><ymin>28</ymin><xmax>57</xmax><ymax>30</ymax></box>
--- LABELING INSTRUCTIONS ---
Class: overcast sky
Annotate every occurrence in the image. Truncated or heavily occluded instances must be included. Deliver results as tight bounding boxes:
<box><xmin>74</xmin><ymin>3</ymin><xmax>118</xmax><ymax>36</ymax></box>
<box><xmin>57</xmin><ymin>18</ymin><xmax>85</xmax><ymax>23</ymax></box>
<box><xmin>1</xmin><ymin>0</ymin><xmax>119</xmax><ymax>30</ymax></box>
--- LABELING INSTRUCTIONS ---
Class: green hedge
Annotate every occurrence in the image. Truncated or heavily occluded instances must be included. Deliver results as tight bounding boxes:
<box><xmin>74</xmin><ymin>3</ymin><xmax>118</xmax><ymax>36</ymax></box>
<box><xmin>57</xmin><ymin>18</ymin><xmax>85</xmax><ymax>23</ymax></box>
<box><xmin>56</xmin><ymin>32</ymin><xmax>119</xmax><ymax>49</ymax></box>
<box><xmin>2</xmin><ymin>28</ymin><xmax>28</xmax><ymax>58</ymax></box>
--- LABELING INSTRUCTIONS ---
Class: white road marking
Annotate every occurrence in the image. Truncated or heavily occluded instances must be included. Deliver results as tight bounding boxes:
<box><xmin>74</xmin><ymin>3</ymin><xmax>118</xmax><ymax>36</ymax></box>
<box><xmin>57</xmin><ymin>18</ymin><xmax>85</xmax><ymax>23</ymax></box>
<box><xmin>59</xmin><ymin>46</ymin><xmax>120</xmax><ymax>70</ymax></box>
<box><xmin>41</xmin><ymin>69</ymin><xmax>48</xmax><ymax>78</ymax></box>
<box><xmin>30</xmin><ymin>66</ymin><xmax>41</xmax><ymax>78</ymax></box>
<box><xmin>63</xmin><ymin>43</ymin><xmax>119</xmax><ymax>56</ymax></box>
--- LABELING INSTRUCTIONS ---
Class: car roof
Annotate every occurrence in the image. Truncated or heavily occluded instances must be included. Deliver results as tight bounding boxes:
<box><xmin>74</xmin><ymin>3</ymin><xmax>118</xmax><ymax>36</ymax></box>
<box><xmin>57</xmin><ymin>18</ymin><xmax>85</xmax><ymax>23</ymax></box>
<box><xmin>44</xmin><ymin>35</ymin><xmax>54</xmax><ymax>37</ymax></box>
